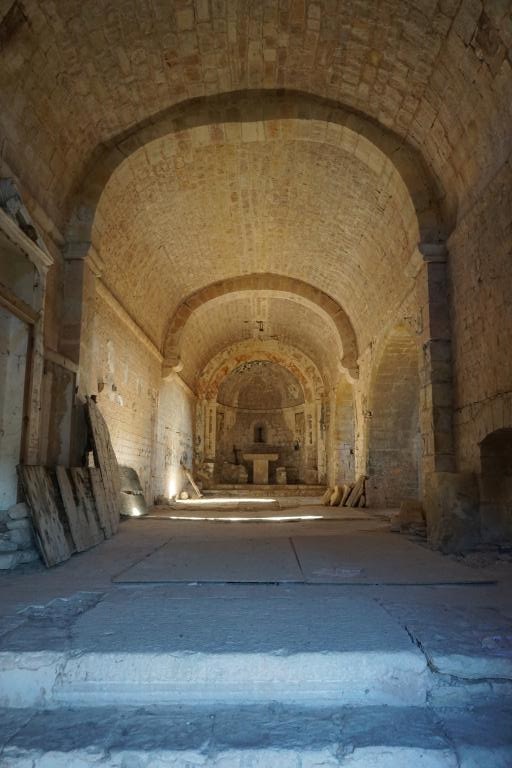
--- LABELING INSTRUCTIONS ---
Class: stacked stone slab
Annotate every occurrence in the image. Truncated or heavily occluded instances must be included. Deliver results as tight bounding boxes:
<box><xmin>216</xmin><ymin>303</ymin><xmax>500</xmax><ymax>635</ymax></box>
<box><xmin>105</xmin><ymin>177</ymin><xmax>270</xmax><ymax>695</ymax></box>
<box><xmin>0</xmin><ymin>503</ymin><xmax>40</xmax><ymax>570</ymax></box>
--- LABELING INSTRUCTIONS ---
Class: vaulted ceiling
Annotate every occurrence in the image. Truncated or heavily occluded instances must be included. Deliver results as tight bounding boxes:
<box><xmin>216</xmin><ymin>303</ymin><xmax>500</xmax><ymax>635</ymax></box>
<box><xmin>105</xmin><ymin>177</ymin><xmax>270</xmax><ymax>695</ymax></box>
<box><xmin>96</xmin><ymin>130</ymin><xmax>417</xmax><ymax>355</ymax></box>
<box><xmin>177</xmin><ymin>291</ymin><xmax>341</xmax><ymax>388</ymax></box>
<box><xmin>1</xmin><ymin>0</ymin><xmax>509</xmax><ymax>227</ymax></box>
<box><xmin>1</xmin><ymin>0</ymin><xmax>510</xmax><ymax>386</ymax></box>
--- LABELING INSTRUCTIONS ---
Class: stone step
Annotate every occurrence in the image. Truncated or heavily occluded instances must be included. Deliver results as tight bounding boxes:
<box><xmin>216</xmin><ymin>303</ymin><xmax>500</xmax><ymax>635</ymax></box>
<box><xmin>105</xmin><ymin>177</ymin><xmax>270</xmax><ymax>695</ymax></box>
<box><xmin>1</xmin><ymin>704</ymin><xmax>510</xmax><ymax>767</ymax></box>
<box><xmin>0</xmin><ymin>647</ymin><xmax>429</xmax><ymax>708</ymax></box>
<box><xmin>206</xmin><ymin>484</ymin><xmax>324</xmax><ymax>497</ymax></box>
<box><xmin>0</xmin><ymin>594</ymin><xmax>432</xmax><ymax>709</ymax></box>
<box><xmin>3</xmin><ymin>590</ymin><xmax>512</xmax><ymax>710</ymax></box>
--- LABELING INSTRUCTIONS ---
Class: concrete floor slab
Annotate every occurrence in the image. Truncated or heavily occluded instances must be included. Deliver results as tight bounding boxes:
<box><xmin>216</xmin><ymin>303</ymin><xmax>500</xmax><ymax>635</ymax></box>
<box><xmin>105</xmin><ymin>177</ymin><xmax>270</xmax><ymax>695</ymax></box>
<box><xmin>295</xmin><ymin>533</ymin><xmax>496</xmax><ymax>585</ymax></box>
<box><xmin>113</xmin><ymin>524</ymin><xmax>494</xmax><ymax>586</ymax></box>
<box><xmin>114</xmin><ymin>537</ymin><xmax>303</xmax><ymax>583</ymax></box>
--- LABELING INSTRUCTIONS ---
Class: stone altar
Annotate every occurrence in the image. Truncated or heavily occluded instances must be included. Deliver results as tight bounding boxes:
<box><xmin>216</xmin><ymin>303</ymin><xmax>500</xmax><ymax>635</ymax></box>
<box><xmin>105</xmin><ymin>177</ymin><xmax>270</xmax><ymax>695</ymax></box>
<box><xmin>242</xmin><ymin>453</ymin><xmax>279</xmax><ymax>484</ymax></box>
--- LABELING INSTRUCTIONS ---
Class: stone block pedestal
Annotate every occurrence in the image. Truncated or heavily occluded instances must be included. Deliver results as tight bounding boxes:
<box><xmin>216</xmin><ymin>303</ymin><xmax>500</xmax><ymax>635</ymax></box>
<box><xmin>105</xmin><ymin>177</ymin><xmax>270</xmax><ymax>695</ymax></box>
<box><xmin>242</xmin><ymin>453</ymin><xmax>279</xmax><ymax>484</ymax></box>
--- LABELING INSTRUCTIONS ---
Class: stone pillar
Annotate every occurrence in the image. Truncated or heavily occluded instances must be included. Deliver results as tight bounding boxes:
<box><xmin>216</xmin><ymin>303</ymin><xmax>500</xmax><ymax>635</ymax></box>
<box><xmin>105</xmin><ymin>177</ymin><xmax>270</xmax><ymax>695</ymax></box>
<box><xmin>326</xmin><ymin>387</ymin><xmax>337</xmax><ymax>486</ymax></box>
<box><xmin>58</xmin><ymin>241</ymin><xmax>104</xmax><ymax>463</ymax></box>
<box><xmin>412</xmin><ymin>244</ymin><xmax>479</xmax><ymax>551</ymax></box>
<box><xmin>25</xmin><ymin>267</ymin><xmax>47</xmax><ymax>465</ymax></box>
<box><xmin>194</xmin><ymin>398</ymin><xmax>206</xmax><ymax>468</ymax></box>
<box><xmin>415</xmin><ymin>243</ymin><xmax>455</xmax><ymax>477</ymax></box>
<box><xmin>59</xmin><ymin>243</ymin><xmax>103</xmax><ymax>394</ymax></box>
<box><xmin>303</xmin><ymin>401</ymin><xmax>317</xmax><ymax>484</ymax></box>
<box><xmin>205</xmin><ymin>400</ymin><xmax>217</xmax><ymax>461</ymax></box>
<box><xmin>316</xmin><ymin>394</ymin><xmax>328</xmax><ymax>484</ymax></box>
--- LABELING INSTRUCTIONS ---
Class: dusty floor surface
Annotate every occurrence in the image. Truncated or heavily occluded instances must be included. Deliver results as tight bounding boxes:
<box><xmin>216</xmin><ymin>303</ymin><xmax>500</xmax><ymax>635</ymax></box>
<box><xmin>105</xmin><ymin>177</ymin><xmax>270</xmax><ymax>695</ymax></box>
<box><xmin>0</xmin><ymin>503</ymin><xmax>511</xmax><ymax>765</ymax></box>
<box><xmin>1</xmin><ymin>503</ymin><xmax>511</xmax><ymax>660</ymax></box>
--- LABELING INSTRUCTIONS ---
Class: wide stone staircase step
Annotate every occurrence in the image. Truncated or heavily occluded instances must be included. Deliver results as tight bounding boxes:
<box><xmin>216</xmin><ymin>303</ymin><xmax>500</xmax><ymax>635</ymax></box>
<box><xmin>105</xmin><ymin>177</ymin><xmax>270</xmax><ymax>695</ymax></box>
<box><xmin>0</xmin><ymin>646</ymin><xmax>429</xmax><ymax>708</ymax></box>
<box><xmin>1</xmin><ymin>589</ymin><xmax>511</xmax><ymax>765</ymax></box>
<box><xmin>1</xmin><ymin>703</ymin><xmax>511</xmax><ymax>767</ymax></box>
<box><xmin>0</xmin><ymin>593</ymin><xmax>430</xmax><ymax>708</ymax></box>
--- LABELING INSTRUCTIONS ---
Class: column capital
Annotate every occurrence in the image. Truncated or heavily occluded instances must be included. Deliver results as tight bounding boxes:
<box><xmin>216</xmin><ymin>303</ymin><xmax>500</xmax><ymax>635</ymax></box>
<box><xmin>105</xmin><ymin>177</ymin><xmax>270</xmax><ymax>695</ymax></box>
<box><xmin>418</xmin><ymin>242</ymin><xmax>448</xmax><ymax>263</ymax></box>
<box><xmin>162</xmin><ymin>356</ymin><xmax>183</xmax><ymax>380</ymax></box>
<box><xmin>405</xmin><ymin>242</ymin><xmax>448</xmax><ymax>279</ymax></box>
<box><xmin>63</xmin><ymin>242</ymin><xmax>105</xmax><ymax>277</ymax></box>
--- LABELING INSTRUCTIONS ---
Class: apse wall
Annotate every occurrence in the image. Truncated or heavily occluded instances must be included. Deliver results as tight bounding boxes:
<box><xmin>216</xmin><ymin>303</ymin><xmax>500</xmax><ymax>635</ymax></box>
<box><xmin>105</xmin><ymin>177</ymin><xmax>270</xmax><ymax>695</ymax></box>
<box><xmin>214</xmin><ymin>361</ymin><xmax>307</xmax><ymax>484</ymax></box>
<box><xmin>215</xmin><ymin>405</ymin><xmax>304</xmax><ymax>484</ymax></box>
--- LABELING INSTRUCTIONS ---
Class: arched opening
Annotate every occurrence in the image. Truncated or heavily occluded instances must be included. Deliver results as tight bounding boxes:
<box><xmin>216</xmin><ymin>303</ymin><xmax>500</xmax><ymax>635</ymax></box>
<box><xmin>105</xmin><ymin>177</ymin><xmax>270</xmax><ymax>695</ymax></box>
<box><xmin>366</xmin><ymin>326</ymin><xmax>420</xmax><ymax>508</ymax></box>
<box><xmin>253</xmin><ymin>423</ymin><xmax>267</xmax><ymax>444</ymax></box>
<box><xmin>479</xmin><ymin>429</ymin><xmax>512</xmax><ymax>543</ymax></box>
<box><xmin>213</xmin><ymin>360</ymin><xmax>307</xmax><ymax>485</ymax></box>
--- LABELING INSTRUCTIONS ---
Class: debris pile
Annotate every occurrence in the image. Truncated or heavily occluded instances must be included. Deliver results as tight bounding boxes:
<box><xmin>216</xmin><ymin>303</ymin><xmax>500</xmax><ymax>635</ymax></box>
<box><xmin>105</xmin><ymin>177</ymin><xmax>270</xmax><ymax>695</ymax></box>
<box><xmin>12</xmin><ymin>397</ymin><xmax>125</xmax><ymax>569</ymax></box>
<box><xmin>390</xmin><ymin>499</ymin><xmax>427</xmax><ymax>538</ymax></box>
<box><xmin>321</xmin><ymin>475</ymin><xmax>367</xmax><ymax>508</ymax></box>
<box><xmin>0</xmin><ymin>502</ymin><xmax>40</xmax><ymax>570</ymax></box>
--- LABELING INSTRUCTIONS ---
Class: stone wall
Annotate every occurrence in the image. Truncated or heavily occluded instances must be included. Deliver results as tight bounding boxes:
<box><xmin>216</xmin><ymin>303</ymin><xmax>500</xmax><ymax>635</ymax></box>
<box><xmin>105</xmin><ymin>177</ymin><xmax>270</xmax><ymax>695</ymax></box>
<box><xmin>91</xmin><ymin>290</ymin><xmax>160</xmax><ymax>502</ymax></box>
<box><xmin>46</xmin><ymin>277</ymin><xmax>196</xmax><ymax>504</ymax></box>
<box><xmin>366</xmin><ymin>326</ymin><xmax>420</xmax><ymax>508</ymax></box>
<box><xmin>334</xmin><ymin>379</ymin><xmax>355</xmax><ymax>485</ymax></box>
<box><xmin>450</xmin><ymin>159</ymin><xmax>512</xmax><ymax>474</ymax></box>
<box><xmin>153</xmin><ymin>376</ymin><xmax>195</xmax><ymax>500</ymax></box>
<box><xmin>215</xmin><ymin>404</ymin><xmax>304</xmax><ymax>484</ymax></box>
<box><xmin>0</xmin><ymin>309</ymin><xmax>28</xmax><ymax>510</ymax></box>
<box><xmin>446</xmin><ymin>158</ymin><xmax>512</xmax><ymax>545</ymax></box>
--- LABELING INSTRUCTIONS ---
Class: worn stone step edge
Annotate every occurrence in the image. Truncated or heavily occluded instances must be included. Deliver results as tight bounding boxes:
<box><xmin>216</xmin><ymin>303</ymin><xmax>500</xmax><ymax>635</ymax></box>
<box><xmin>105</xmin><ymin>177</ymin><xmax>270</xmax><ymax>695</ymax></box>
<box><xmin>0</xmin><ymin>649</ymin><xmax>429</xmax><ymax>708</ymax></box>
<box><xmin>0</xmin><ymin>746</ymin><xmax>466</xmax><ymax>768</ymax></box>
<box><xmin>1</xmin><ymin>704</ymin><xmax>511</xmax><ymax>768</ymax></box>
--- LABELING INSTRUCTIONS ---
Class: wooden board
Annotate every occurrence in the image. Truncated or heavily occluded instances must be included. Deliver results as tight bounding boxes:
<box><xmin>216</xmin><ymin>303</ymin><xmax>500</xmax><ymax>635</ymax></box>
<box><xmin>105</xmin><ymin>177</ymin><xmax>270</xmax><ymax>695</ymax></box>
<box><xmin>56</xmin><ymin>466</ymin><xmax>104</xmax><ymax>551</ymax></box>
<box><xmin>18</xmin><ymin>465</ymin><xmax>73</xmax><ymax>568</ymax></box>
<box><xmin>85</xmin><ymin>397</ymin><xmax>120</xmax><ymax>535</ymax></box>
<box><xmin>70</xmin><ymin>468</ymin><xmax>104</xmax><ymax>545</ymax></box>
<box><xmin>181</xmin><ymin>463</ymin><xmax>202</xmax><ymax>498</ymax></box>
<box><xmin>89</xmin><ymin>467</ymin><xmax>114</xmax><ymax>538</ymax></box>
<box><xmin>346</xmin><ymin>476</ymin><xmax>365</xmax><ymax>508</ymax></box>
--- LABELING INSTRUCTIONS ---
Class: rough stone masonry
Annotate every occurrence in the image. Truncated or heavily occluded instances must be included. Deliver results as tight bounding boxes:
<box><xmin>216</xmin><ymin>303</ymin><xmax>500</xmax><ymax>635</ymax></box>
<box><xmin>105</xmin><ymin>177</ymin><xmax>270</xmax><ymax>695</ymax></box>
<box><xmin>0</xmin><ymin>0</ymin><xmax>510</xmax><ymax>553</ymax></box>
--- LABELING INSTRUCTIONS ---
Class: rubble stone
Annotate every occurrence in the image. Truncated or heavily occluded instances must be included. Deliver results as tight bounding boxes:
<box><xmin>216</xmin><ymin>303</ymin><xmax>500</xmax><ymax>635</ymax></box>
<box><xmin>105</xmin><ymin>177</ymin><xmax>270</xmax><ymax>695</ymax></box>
<box><xmin>6</xmin><ymin>518</ymin><xmax>32</xmax><ymax>532</ymax></box>
<box><xmin>8</xmin><ymin>528</ymin><xmax>33</xmax><ymax>549</ymax></box>
<box><xmin>0</xmin><ymin>552</ymin><xmax>22</xmax><ymax>570</ymax></box>
<box><xmin>0</xmin><ymin>536</ymin><xmax>19</xmax><ymax>552</ymax></box>
<box><xmin>8</xmin><ymin>502</ymin><xmax>29</xmax><ymax>520</ymax></box>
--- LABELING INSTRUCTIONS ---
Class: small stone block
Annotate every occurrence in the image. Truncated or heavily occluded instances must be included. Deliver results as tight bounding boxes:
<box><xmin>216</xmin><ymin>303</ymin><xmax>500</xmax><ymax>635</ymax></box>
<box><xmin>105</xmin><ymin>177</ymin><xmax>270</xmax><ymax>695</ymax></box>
<box><xmin>17</xmin><ymin>548</ymin><xmax>40</xmax><ymax>564</ymax></box>
<box><xmin>8</xmin><ymin>502</ymin><xmax>29</xmax><ymax>520</ymax></box>
<box><xmin>0</xmin><ymin>552</ymin><xmax>22</xmax><ymax>569</ymax></box>
<box><xmin>8</xmin><ymin>528</ymin><xmax>33</xmax><ymax>549</ymax></box>
<box><xmin>6</xmin><ymin>518</ymin><xmax>32</xmax><ymax>531</ymax></box>
<box><xmin>0</xmin><ymin>537</ymin><xmax>19</xmax><ymax>552</ymax></box>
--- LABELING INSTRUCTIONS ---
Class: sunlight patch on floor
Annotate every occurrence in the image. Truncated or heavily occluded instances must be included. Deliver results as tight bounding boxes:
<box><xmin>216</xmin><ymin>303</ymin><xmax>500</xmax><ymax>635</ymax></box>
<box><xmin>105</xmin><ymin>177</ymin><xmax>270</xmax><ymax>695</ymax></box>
<box><xmin>156</xmin><ymin>514</ymin><xmax>325</xmax><ymax>522</ymax></box>
<box><xmin>174</xmin><ymin>497</ymin><xmax>277</xmax><ymax>505</ymax></box>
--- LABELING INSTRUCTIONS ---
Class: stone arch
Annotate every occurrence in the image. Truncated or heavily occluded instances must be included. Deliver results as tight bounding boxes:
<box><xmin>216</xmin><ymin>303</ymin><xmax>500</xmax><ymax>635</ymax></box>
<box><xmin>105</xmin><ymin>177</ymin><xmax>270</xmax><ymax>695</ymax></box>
<box><xmin>163</xmin><ymin>274</ymin><xmax>358</xmax><ymax>379</ymax></box>
<box><xmin>366</xmin><ymin>325</ymin><xmax>420</xmax><ymax>507</ymax></box>
<box><xmin>197</xmin><ymin>339</ymin><xmax>325</xmax><ymax>403</ymax></box>
<box><xmin>479</xmin><ymin>429</ymin><xmax>512</xmax><ymax>544</ymax></box>
<box><xmin>66</xmin><ymin>90</ymin><xmax>451</xmax><ymax>248</ymax></box>
<box><xmin>196</xmin><ymin>340</ymin><xmax>325</xmax><ymax>485</ymax></box>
